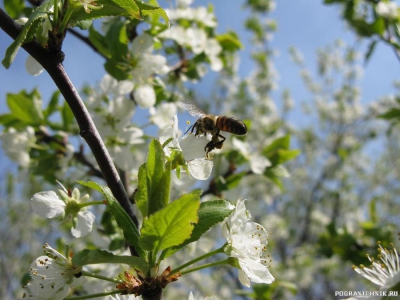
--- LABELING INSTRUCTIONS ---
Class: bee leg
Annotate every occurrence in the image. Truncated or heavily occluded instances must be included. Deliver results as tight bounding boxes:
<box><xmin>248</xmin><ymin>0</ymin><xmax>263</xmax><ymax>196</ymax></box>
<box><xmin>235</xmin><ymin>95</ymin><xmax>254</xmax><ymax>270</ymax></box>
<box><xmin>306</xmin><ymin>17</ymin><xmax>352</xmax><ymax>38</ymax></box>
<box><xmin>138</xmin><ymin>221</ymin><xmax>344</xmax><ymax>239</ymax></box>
<box><xmin>185</xmin><ymin>124</ymin><xmax>195</xmax><ymax>135</ymax></box>
<box><xmin>214</xmin><ymin>134</ymin><xmax>226</xmax><ymax>150</ymax></box>
<box><xmin>204</xmin><ymin>141</ymin><xmax>216</xmax><ymax>156</ymax></box>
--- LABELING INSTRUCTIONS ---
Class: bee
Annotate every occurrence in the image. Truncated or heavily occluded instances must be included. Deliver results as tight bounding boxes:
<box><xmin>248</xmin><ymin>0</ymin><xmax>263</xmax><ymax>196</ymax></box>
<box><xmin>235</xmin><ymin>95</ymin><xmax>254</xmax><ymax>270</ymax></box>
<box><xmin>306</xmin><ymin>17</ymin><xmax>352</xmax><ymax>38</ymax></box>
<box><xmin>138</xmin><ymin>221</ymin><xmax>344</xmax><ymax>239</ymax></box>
<box><xmin>182</xmin><ymin>103</ymin><xmax>247</xmax><ymax>156</ymax></box>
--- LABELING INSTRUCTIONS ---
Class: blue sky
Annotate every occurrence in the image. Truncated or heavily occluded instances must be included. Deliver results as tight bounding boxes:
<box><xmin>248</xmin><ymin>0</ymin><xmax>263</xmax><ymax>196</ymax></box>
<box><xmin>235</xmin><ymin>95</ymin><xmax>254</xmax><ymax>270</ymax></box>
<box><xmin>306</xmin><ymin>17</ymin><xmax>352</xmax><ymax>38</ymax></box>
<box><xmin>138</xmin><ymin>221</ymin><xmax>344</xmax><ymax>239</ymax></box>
<box><xmin>1</xmin><ymin>1</ymin><xmax>399</xmax><ymax>108</ymax></box>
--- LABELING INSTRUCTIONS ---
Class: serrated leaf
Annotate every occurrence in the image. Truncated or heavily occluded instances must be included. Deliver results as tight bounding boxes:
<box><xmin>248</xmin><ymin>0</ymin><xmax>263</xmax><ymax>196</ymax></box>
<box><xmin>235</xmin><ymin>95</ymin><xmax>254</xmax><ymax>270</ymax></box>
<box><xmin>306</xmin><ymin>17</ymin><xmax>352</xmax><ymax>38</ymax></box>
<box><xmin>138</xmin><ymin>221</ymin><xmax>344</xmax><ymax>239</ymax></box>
<box><xmin>139</xmin><ymin>190</ymin><xmax>201</xmax><ymax>254</ymax></box>
<box><xmin>136</xmin><ymin>1</ymin><xmax>170</xmax><ymax>26</ymax></box>
<box><xmin>160</xmin><ymin>199</ymin><xmax>234</xmax><ymax>259</ymax></box>
<box><xmin>146</xmin><ymin>140</ymin><xmax>170</xmax><ymax>215</ymax></box>
<box><xmin>7</xmin><ymin>90</ymin><xmax>44</xmax><ymax>125</ymax></box>
<box><xmin>113</xmin><ymin>0</ymin><xmax>140</xmax><ymax>18</ymax></box>
<box><xmin>72</xmin><ymin>249</ymin><xmax>148</xmax><ymax>272</ymax></box>
<box><xmin>77</xmin><ymin>181</ymin><xmax>145</xmax><ymax>258</ymax></box>
<box><xmin>2</xmin><ymin>1</ymin><xmax>52</xmax><ymax>68</ymax></box>
<box><xmin>77</xmin><ymin>180</ymin><xmax>104</xmax><ymax>193</ymax></box>
<box><xmin>68</xmin><ymin>0</ymin><xmax>141</xmax><ymax>26</ymax></box>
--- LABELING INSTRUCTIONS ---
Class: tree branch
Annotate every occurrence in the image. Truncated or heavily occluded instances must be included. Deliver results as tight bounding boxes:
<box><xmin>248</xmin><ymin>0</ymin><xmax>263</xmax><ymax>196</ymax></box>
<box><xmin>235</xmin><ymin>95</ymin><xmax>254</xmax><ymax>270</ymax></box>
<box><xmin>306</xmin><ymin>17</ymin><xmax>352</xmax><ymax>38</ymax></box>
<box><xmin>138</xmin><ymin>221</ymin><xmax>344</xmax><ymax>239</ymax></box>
<box><xmin>0</xmin><ymin>8</ymin><xmax>139</xmax><ymax>255</ymax></box>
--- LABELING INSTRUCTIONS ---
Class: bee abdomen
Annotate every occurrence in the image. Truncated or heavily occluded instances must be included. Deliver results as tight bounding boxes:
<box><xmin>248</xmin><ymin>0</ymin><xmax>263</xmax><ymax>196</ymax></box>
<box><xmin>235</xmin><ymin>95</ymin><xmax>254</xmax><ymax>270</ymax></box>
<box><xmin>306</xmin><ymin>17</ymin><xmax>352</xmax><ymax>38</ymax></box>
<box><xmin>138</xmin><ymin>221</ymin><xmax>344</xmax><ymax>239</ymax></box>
<box><xmin>216</xmin><ymin>116</ymin><xmax>247</xmax><ymax>135</ymax></box>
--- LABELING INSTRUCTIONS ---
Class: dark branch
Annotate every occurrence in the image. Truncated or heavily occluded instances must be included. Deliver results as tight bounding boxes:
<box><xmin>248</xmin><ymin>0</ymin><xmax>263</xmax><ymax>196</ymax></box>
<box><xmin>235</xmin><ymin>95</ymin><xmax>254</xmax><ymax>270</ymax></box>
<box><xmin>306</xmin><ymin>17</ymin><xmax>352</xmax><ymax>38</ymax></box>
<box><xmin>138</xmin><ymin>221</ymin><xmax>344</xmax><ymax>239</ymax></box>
<box><xmin>0</xmin><ymin>8</ymin><xmax>139</xmax><ymax>255</ymax></box>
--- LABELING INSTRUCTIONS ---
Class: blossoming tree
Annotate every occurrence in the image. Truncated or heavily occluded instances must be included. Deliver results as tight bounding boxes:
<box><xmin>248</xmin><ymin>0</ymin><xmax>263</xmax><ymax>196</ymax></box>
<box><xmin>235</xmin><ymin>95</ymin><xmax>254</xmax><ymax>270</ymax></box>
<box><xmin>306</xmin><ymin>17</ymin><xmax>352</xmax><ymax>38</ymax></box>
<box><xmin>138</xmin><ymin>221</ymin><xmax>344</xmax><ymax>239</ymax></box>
<box><xmin>1</xmin><ymin>0</ymin><xmax>400</xmax><ymax>300</ymax></box>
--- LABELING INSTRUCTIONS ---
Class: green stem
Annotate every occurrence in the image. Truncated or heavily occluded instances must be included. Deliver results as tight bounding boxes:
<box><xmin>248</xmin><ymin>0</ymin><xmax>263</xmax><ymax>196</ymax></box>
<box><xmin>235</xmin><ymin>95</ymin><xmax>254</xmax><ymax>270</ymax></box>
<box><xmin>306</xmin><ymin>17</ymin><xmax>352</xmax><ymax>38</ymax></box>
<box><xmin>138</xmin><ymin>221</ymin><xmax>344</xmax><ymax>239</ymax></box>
<box><xmin>81</xmin><ymin>270</ymin><xmax>122</xmax><ymax>284</ymax></box>
<box><xmin>168</xmin><ymin>244</ymin><xmax>226</xmax><ymax>276</ymax></box>
<box><xmin>80</xmin><ymin>200</ymin><xmax>105</xmax><ymax>208</ymax></box>
<box><xmin>59</xmin><ymin>7</ymin><xmax>73</xmax><ymax>33</ymax></box>
<box><xmin>53</xmin><ymin>0</ymin><xmax>59</xmax><ymax>27</ymax></box>
<box><xmin>180</xmin><ymin>258</ymin><xmax>231</xmax><ymax>275</ymax></box>
<box><xmin>65</xmin><ymin>290</ymin><xmax>121</xmax><ymax>300</ymax></box>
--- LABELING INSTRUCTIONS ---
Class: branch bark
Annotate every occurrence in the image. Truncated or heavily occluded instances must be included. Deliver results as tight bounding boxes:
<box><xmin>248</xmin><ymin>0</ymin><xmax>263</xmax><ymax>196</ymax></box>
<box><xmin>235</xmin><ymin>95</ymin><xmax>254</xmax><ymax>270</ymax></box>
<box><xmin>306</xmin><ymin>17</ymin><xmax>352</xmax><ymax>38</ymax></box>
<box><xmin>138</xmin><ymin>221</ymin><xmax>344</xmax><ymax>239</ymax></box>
<box><xmin>0</xmin><ymin>8</ymin><xmax>139</xmax><ymax>255</ymax></box>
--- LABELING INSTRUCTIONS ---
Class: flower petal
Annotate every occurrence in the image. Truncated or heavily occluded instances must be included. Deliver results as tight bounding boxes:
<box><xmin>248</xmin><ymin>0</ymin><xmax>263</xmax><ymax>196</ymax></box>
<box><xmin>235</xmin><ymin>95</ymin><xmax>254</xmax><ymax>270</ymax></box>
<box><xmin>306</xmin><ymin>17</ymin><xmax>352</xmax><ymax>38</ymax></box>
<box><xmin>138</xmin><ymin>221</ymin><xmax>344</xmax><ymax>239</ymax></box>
<box><xmin>25</xmin><ymin>55</ymin><xmax>44</xmax><ymax>76</ymax></box>
<box><xmin>187</xmin><ymin>158</ymin><xmax>213</xmax><ymax>180</ymax></box>
<box><xmin>71</xmin><ymin>211</ymin><xmax>95</xmax><ymax>238</ymax></box>
<box><xmin>180</xmin><ymin>134</ymin><xmax>210</xmax><ymax>160</ymax></box>
<box><xmin>238</xmin><ymin>269</ymin><xmax>251</xmax><ymax>287</ymax></box>
<box><xmin>31</xmin><ymin>191</ymin><xmax>66</xmax><ymax>218</ymax></box>
<box><xmin>238</xmin><ymin>256</ymin><xmax>275</xmax><ymax>284</ymax></box>
<box><xmin>134</xmin><ymin>85</ymin><xmax>156</xmax><ymax>108</ymax></box>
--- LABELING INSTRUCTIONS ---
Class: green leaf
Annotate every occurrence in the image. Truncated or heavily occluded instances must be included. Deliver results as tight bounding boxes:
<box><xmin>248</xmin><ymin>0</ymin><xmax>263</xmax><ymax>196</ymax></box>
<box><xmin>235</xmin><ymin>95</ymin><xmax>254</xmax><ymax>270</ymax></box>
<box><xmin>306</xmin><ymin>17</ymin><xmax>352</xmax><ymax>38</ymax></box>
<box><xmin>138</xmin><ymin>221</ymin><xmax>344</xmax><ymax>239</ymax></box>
<box><xmin>262</xmin><ymin>135</ymin><xmax>299</xmax><ymax>165</ymax></box>
<box><xmin>7</xmin><ymin>90</ymin><xmax>44</xmax><ymax>125</ymax></box>
<box><xmin>135</xmin><ymin>1</ymin><xmax>170</xmax><ymax>26</ymax></box>
<box><xmin>61</xmin><ymin>101</ymin><xmax>74</xmax><ymax>131</ymax></box>
<box><xmin>104</xmin><ymin>58</ymin><xmax>130</xmax><ymax>80</ymax></box>
<box><xmin>146</xmin><ymin>139</ymin><xmax>170</xmax><ymax>215</ymax></box>
<box><xmin>0</xmin><ymin>114</ymin><xmax>20</xmax><ymax>127</ymax></box>
<box><xmin>44</xmin><ymin>91</ymin><xmax>60</xmax><ymax>119</ymax></box>
<box><xmin>364</xmin><ymin>40</ymin><xmax>377</xmax><ymax>66</ymax></box>
<box><xmin>106</xmin><ymin>19</ymin><xmax>129</xmax><ymax>58</ymax></box>
<box><xmin>263</xmin><ymin>135</ymin><xmax>290</xmax><ymax>155</ymax></box>
<box><xmin>160</xmin><ymin>199</ymin><xmax>234</xmax><ymax>259</ymax></box>
<box><xmin>75</xmin><ymin>20</ymin><xmax>93</xmax><ymax>30</ymax></box>
<box><xmin>264</xmin><ymin>166</ymin><xmax>284</xmax><ymax>191</ymax></box>
<box><xmin>371</xmin><ymin>17</ymin><xmax>385</xmax><ymax>36</ymax></box>
<box><xmin>77</xmin><ymin>181</ymin><xmax>145</xmax><ymax>258</ymax></box>
<box><xmin>77</xmin><ymin>180</ymin><xmax>104</xmax><ymax>193</ymax></box>
<box><xmin>89</xmin><ymin>25</ymin><xmax>111</xmax><ymax>58</ymax></box>
<box><xmin>379</xmin><ymin>108</ymin><xmax>400</xmax><ymax>120</ymax></box>
<box><xmin>68</xmin><ymin>0</ymin><xmax>141</xmax><ymax>26</ymax></box>
<box><xmin>72</xmin><ymin>249</ymin><xmax>148</xmax><ymax>272</ymax></box>
<box><xmin>139</xmin><ymin>190</ymin><xmax>201</xmax><ymax>254</ymax></box>
<box><xmin>111</xmin><ymin>0</ymin><xmax>140</xmax><ymax>19</ymax></box>
<box><xmin>4</xmin><ymin>0</ymin><xmax>25</xmax><ymax>19</ymax></box>
<box><xmin>2</xmin><ymin>1</ymin><xmax>52</xmax><ymax>68</ymax></box>
<box><xmin>215</xmin><ymin>31</ymin><xmax>243</xmax><ymax>52</ymax></box>
<box><xmin>135</xmin><ymin>163</ymin><xmax>149</xmax><ymax>217</ymax></box>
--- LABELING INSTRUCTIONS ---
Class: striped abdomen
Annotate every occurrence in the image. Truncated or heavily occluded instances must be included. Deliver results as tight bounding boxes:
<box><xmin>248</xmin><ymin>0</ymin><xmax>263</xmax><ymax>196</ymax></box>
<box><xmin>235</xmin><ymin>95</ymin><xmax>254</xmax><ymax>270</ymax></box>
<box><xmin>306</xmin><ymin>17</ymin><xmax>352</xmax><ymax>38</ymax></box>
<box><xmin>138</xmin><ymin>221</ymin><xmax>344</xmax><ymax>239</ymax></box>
<box><xmin>215</xmin><ymin>116</ymin><xmax>247</xmax><ymax>135</ymax></box>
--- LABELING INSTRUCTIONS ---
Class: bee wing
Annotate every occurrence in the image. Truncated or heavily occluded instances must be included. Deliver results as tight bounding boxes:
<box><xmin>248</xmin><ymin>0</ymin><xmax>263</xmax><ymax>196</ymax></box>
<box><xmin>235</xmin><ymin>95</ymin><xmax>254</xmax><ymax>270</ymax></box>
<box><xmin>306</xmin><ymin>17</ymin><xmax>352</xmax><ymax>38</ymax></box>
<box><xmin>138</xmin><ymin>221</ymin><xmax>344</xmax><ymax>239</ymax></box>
<box><xmin>180</xmin><ymin>102</ymin><xmax>206</xmax><ymax>117</ymax></box>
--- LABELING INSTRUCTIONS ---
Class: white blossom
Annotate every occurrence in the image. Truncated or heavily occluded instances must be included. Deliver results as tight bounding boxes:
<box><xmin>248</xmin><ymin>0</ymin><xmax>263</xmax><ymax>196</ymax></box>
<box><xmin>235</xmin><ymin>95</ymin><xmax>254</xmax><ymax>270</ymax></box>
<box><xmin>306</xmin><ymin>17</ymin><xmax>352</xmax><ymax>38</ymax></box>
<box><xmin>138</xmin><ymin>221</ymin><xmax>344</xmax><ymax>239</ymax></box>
<box><xmin>222</xmin><ymin>199</ymin><xmax>275</xmax><ymax>286</ymax></box>
<box><xmin>134</xmin><ymin>84</ymin><xmax>156</xmax><ymax>108</ymax></box>
<box><xmin>130</xmin><ymin>33</ymin><xmax>169</xmax><ymax>85</ymax></box>
<box><xmin>150</xmin><ymin>102</ymin><xmax>178</xmax><ymax>129</ymax></box>
<box><xmin>232</xmin><ymin>138</ymin><xmax>271</xmax><ymax>174</ymax></box>
<box><xmin>353</xmin><ymin>243</ymin><xmax>400</xmax><ymax>290</ymax></box>
<box><xmin>19</xmin><ymin>244</ymin><xmax>81</xmax><ymax>300</ymax></box>
<box><xmin>31</xmin><ymin>184</ymin><xmax>95</xmax><ymax>238</ymax></box>
<box><xmin>160</xmin><ymin>115</ymin><xmax>213</xmax><ymax>180</ymax></box>
<box><xmin>165</xmin><ymin>6</ymin><xmax>217</xmax><ymax>27</ymax></box>
<box><xmin>188</xmin><ymin>291</ymin><xmax>220</xmax><ymax>300</ymax></box>
<box><xmin>0</xmin><ymin>126</ymin><xmax>36</xmax><ymax>168</ymax></box>
<box><xmin>376</xmin><ymin>1</ymin><xmax>398</xmax><ymax>20</ymax></box>
<box><xmin>87</xmin><ymin>74</ymin><xmax>144</xmax><ymax>171</ymax></box>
